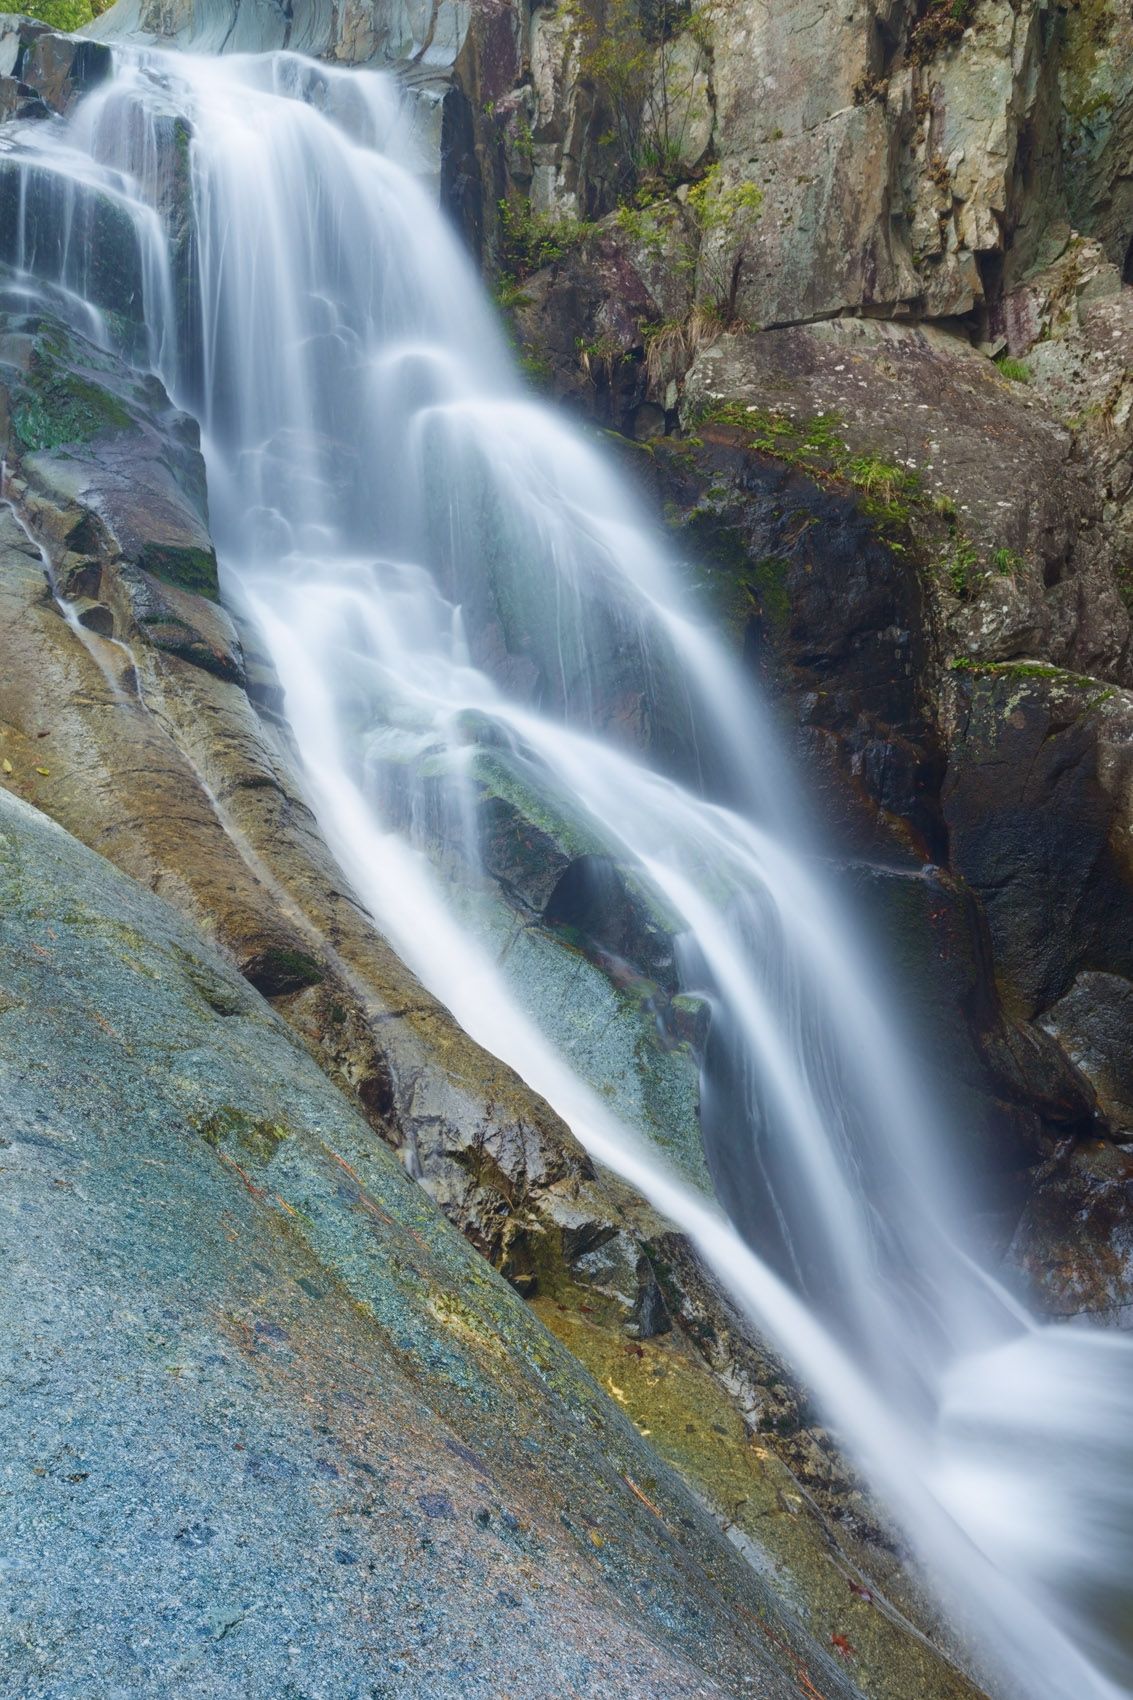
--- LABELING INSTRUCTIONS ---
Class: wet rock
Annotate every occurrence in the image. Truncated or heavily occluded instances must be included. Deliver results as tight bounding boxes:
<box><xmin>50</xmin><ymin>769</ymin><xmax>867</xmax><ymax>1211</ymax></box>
<box><xmin>241</xmin><ymin>945</ymin><xmax>326</xmax><ymax>998</ymax></box>
<box><xmin>72</xmin><ymin>597</ymin><xmax>113</xmax><ymax>636</ymax></box>
<box><xmin>0</xmin><ymin>305</ymin><xmax>239</xmax><ymax>688</ymax></box>
<box><xmin>1059</xmin><ymin>0</ymin><xmax>1133</xmax><ymax>269</ymax></box>
<box><xmin>632</xmin><ymin>1257</ymin><xmax>673</xmax><ymax>1339</ymax></box>
<box><xmin>990</xmin><ymin>245</ymin><xmax>1133</xmax><ymax>628</ymax></box>
<box><xmin>583</xmin><ymin>357</ymin><xmax>1127</xmax><ymax>1285</ymax></box>
<box><xmin>1041</xmin><ymin>972</ymin><xmax>1133</xmax><ymax>1132</ymax></box>
<box><xmin>0</xmin><ymin>306</ymin><xmax>219</xmax><ymax>592</ymax></box>
<box><xmin>942</xmin><ymin>667</ymin><xmax>1133</xmax><ymax>1017</ymax></box>
<box><xmin>511</xmin><ymin>212</ymin><xmax>695</xmax><ymax>434</ymax></box>
<box><xmin>682</xmin><ymin>323</ymin><xmax>1128</xmax><ymax>682</ymax></box>
<box><xmin>1008</xmin><ymin>1140</ymin><xmax>1133</xmax><ymax>1323</ymax></box>
<box><xmin>652</xmin><ymin>427</ymin><xmax>941</xmax><ymax>863</ymax></box>
<box><xmin>0</xmin><ymin>477</ymin><xmax>988</xmax><ymax>1688</ymax></box>
<box><xmin>0</xmin><ymin>165</ymin><xmax>149</xmax><ymax>331</ymax></box>
<box><xmin>843</xmin><ymin>861</ymin><xmax>1100</xmax><ymax>1230</ymax></box>
<box><xmin>0</xmin><ymin>75</ymin><xmax>49</xmax><ymax>122</ymax></box>
<box><xmin>16</xmin><ymin>32</ymin><xmax>111</xmax><ymax>113</ymax></box>
<box><xmin>419</xmin><ymin>1491</ymin><xmax>456</xmax><ymax>1518</ymax></box>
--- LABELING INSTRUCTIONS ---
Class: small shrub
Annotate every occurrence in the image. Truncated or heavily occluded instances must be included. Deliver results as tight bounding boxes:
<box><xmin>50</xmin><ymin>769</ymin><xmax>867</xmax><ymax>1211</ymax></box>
<box><xmin>20</xmin><ymin>0</ymin><xmax>114</xmax><ymax>25</ymax></box>
<box><xmin>497</xmin><ymin>198</ymin><xmax>595</xmax><ymax>282</ymax></box>
<box><xmin>686</xmin><ymin>164</ymin><xmax>763</xmax><ymax>234</ymax></box>
<box><xmin>577</xmin><ymin>333</ymin><xmax>632</xmax><ymax>379</ymax></box>
<box><xmin>519</xmin><ymin>349</ymin><xmax>554</xmax><ymax>385</ymax></box>
<box><xmin>943</xmin><ymin>535</ymin><xmax>983</xmax><ymax>598</ymax></box>
<box><xmin>21</xmin><ymin>0</ymin><xmax>91</xmax><ymax>24</ymax></box>
<box><xmin>686</xmin><ymin>164</ymin><xmax>762</xmax><ymax>325</ymax></box>
<box><xmin>494</xmin><ymin>280</ymin><xmax>533</xmax><ymax>313</ymax></box>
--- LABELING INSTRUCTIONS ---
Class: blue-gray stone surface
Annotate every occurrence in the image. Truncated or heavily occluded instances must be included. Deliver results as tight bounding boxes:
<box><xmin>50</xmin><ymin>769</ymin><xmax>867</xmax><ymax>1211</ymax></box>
<box><xmin>0</xmin><ymin>789</ymin><xmax>853</xmax><ymax>1699</ymax></box>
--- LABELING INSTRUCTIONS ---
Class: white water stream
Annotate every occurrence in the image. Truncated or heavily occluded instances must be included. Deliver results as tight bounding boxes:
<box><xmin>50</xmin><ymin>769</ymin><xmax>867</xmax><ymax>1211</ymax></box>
<box><xmin>4</xmin><ymin>45</ymin><xmax>1133</xmax><ymax>1698</ymax></box>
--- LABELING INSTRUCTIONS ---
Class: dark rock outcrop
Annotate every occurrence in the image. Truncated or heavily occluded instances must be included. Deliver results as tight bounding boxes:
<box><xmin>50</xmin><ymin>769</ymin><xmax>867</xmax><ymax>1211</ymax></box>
<box><xmin>943</xmin><ymin>667</ymin><xmax>1133</xmax><ymax>1019</ymax></box>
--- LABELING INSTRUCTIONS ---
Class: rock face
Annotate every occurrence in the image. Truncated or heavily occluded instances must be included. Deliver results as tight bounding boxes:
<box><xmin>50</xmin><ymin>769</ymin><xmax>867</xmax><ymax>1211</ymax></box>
<box><xmin>0</xmin><ymin>785</ymin><xmax>864</xmax><ymax>1699</ymax></box>
<box><xmin>469</xmin><ymin>0</ymin><xmax>1133</xmax><ymax>1317</ymax></box>
<box><xmin>0</xmin><ymin>16</ymin><xmax>108</xmax><ymax>116</ymax></box>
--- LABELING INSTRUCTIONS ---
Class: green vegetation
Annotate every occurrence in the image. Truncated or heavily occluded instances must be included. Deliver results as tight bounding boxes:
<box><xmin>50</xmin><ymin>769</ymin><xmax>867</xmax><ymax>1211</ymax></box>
<box><xmin>577</xmin><ymin>332</ymin><xmax>635</xmax><ymax>380</ymax></box>
<box><xmin>691</xmin><ymin>398</ymin><xmax>1023</xmax><ymax>599</ymax></box>
<box><xmin>679</xmin><ymin>507</ymin><xmax>791</xmax><ymax>637</ymax></box>
<box><xmin>686</xmin><ymin>163</ymin><xmax>763</xmax><ymax>233</ymax></box>
<box><xmin>499</xmin><ymin>164</ymin><xmax>762</xmax><ymax>390</ymax></box>
<box><xmin>496</xmin><ymin>197</ymin><xmax>596</xmax><ymax>283</ymax></box>
<box><xmin>493</xmin><ymin>8</ymin><xmax>760</xmax><ymax>340</ymax></box>
<box><xmin>577</xmin><ymin>0</ymin><xmax>713</xmax><ymax>193</ymax></box>
<box><xmin>519</xmin><ymin>349</ymin><xmax>554</xmax><ymax>385</ymax></box>
<box><xmin>492</xmin><ymin>200</ymin><xmax>597</xmax><ymax>384</ymax></box>
<box><xmin>691</xmin><ymin>402</ymin><xmax>920</xmax><ymax>534</ymax></box>
<box><xmin>684</xmin><ymin>163</ymin><xmax>763</xmax><ymax>325</ymax></box>
<box><xmin>493</xmin><ymin>279</ymin><xmax>534</xmax><ymax>313</ymax></box>
<box><xmin>642</xmin><ymin>303</ymin><xmax>724</xmax><ymax>384</ymax></box>
<box><xmin>614</xmin><ymin>198</ymin><xmax>676</xmax><ymax>259</ymax></box>
<box><xmin>748</xmin><ymin>553</ymin><xmax>792</xmax><ymax>634</ymax></box>
<box><xmin>942</xmin><ymin>533</ymin><xmax>982</xmax><ymax>597</ymax></box>
<box><xmin>137</xmin><ymin>542</ymin><xmax>220</xmax><ymax>600</ymax></box>
<box><xmin>1060</xmin><ymin>0</ymin><xmax>1119</xmax><ymax>126</ymax></box>
<box><xmin>20</xmin><ymin>0</ymin><xmax>114</xmax><ymax>29</ymax></box>
<box><xmin>13</xmin><ymin>349</ymin><xmax>133</xmax><ymax>453</ymax></box>
<box><xmin>994</xmin><ymin>354</ymin><xmax>1031</xmax><ymax>384</ymax></box>
<box><xmin>990</xmin><ymin>546</ymin><xmax>1025</xmax><ymax>576</ymax></box>
<box><xmin>947</xmin><ymin>658</ymin><xmax>1116</xmax><ymax>710</ymax></box>
<box><xmin>252</xmin><ymin>946</ymin><xmax>325</xmax><ymax>992</ymax></box>
<box><xmin>616</xmin><ymin>161</ymin><xmax>762</xmax><ymax>329</ymax></box>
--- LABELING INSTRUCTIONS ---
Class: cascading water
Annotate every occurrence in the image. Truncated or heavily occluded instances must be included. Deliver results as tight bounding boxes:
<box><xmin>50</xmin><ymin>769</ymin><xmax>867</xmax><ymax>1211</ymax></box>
<box><xmin>5</xmin><ymin>41</ymin><xmax>1133</xmax><ymax>1699</ymax></box>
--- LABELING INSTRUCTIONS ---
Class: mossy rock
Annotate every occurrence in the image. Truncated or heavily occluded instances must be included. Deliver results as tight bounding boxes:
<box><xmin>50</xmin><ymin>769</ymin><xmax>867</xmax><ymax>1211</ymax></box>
<box><xmin>0</xmin><ymin>164</ymin><xmax>145</xmax><ymax>321</ymax></box>
<box><xmin>137</xmin><ymin>541</ymin><xmax>220</xmax><ymax>602</ymax></box>
<box><xmin>242</xmin><ymin>945</ymin><xmax>326</xmax><ymax>997</ymax></box>
<box><xmin>11</xmin><ymin>352</ymin><xmax>135</xmax><ymax>452</ymax></box>
<box><xmin>198</xmin><ymin>1105</ymin><xmax>290</xmax><ymax>1163</ymax></box>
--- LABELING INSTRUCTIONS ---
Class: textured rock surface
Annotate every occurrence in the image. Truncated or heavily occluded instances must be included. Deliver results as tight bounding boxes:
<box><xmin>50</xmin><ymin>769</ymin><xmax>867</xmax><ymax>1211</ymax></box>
<box><xmin>682</xmin><ymin>323</ymin><xmax>1129</xmax><ymax>679</ymax></box>
<box><xmin>14</xmin><ymin>0</ymin><xmax>1133</xmax><ymax>1332</ymax></box>
<box><xmin>0</xmin><ymin>785</ymin><xmax>873</xmax><ymax>1699</ymax></box>
<box><xmin>0</xmin><ymin>16</ymin><xmax>109</xmax><ymax>113</ymax></box>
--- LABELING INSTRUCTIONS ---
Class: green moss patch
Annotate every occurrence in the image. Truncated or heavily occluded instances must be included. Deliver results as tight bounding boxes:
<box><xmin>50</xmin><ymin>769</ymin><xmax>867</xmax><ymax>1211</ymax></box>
<box><xmin>137</xmin><ymin>542</ymin><xmax>220</xmax><ymax>601</ymax></box>
<box><xmin>13</xmin><ymin>357</ymin><xmax>134</xmax><ymax>453</ymax></box>
<box><xmin>692</xmin><ymin>400</ymin><xmax>1024</xmax><ymax>600</ymax></box>
<box><xmin>243</xmin><ymin>946</ymin><xmax>325</xmax><ymax>998</ymax></box>
<box><xmin>693</xmin><ymin>402</ymin><xmax>921</xmax><ymax>536</ymax></box>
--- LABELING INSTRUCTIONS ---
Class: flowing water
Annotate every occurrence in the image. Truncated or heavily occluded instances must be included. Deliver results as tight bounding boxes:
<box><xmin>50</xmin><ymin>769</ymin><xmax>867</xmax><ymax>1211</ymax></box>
<box><xmin>4</xmin><ymin>42</ymin><xmax>1133</xmax><ymax>1698</ymax></box>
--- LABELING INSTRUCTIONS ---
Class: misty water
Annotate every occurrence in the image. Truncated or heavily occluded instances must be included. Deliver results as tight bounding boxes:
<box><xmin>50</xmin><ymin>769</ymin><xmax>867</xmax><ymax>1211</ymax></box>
<box><xmin>4</xmin><ymin>42</ymin><xmax>1133</xmax><ymax>1698</ymax></box>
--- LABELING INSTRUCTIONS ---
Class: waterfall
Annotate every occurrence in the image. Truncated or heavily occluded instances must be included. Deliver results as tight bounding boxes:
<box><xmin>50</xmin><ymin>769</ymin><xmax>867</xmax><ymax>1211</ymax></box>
<box><xmin>5</xmin><ymin>43</ymin><xmax>1133</xmax><ymax>1699</ymax></box>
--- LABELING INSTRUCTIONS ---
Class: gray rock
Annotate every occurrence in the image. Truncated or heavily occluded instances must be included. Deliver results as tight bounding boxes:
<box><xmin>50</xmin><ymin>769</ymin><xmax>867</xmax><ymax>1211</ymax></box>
<box><xmin>0</xmin><ymin>785</ymin><xmax>853</xmax><ymax>1700</ymax></box>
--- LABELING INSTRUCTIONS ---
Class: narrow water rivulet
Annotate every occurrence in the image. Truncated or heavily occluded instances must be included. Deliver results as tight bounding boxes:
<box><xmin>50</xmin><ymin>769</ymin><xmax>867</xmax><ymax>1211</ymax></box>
<box><xmin>6</xmin><ymin>44</ymin><xmax>1133</xmax><ymax>1699</ymax></box>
